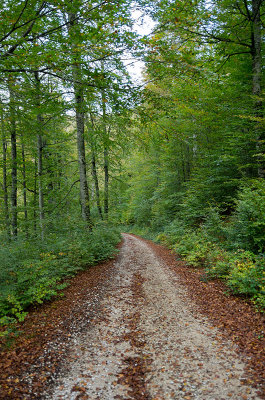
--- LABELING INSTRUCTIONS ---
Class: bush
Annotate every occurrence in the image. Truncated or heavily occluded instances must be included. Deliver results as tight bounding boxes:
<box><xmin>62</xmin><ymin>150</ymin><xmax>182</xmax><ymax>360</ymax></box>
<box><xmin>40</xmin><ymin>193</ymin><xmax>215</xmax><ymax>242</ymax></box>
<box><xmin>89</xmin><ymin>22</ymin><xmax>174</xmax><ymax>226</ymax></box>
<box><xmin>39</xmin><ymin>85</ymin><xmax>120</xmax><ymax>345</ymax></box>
<box><xmin>173</xmin><ymin>231</ymin><xmax>211</xmax><ymax>267</ymax></box>
<box><xmin>162</xmin><ymin>219</ymin><xmax>188</xmax><ymax>245</ymax></box>
<box><xmin>229</xmin><ymin>180</ymin><xmax>265</xmax><ymax>252</ymax></box>
<box><xmin>157</xmin><ymin>222</ymin><xmax>213</xmax><ymax>267</ymax></box>
<box><xmin>155</xmin><ymin>219</ymin><xmax>265</xmax><ymax>311</ymax></box>
<box><xmin>205</xmin><ymin>247</ymin><xmax>232</xmax><ymax>279</ymax></box>
<box><xmin>227</xmin><ymin>251</ymin><xmax>265</xmax><ymax>296</ymax></box>
<box><xmin>0</xmin><ymin>223</ymin><xmax>121</xmax><ymax>324</ymax></box>
<box><xmin>202</xmin><ymin>207</ymin><xmax>225</xmax><ymax>243</ymax></box>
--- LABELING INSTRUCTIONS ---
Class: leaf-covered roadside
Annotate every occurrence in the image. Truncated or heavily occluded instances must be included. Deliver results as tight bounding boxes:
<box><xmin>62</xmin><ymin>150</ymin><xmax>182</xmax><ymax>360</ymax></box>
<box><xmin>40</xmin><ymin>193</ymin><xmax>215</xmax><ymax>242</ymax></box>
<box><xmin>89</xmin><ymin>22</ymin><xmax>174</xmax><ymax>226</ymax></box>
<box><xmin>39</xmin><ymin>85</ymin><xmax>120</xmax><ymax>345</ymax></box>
<box><xmin>0</xmin><ymin>242</ymin><xmax>121</xmax><ymax>400</ymax></box>
<box><xmin>0</xmin><ymin>223</ymin><xmax>120</xmax><ymax>328</ymax></box>
<box><xmin>142</xmin><ymin>236</ymin><xmax>265</xmax><ymax>398</ymax></box>
<box><xmin>125</xmin><ymin>180</ymin><xmax>265</xmax><ymax>312</ymax></box>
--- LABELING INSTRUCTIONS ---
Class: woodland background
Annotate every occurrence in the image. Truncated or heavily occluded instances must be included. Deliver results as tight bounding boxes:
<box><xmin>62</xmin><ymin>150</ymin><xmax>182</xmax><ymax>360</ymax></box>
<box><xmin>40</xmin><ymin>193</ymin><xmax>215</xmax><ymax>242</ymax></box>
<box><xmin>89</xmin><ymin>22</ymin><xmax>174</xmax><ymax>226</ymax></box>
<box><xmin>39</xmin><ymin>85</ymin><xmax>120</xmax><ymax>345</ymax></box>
<box><xmin>0</xmin><ymin>0</ymin><xmax>265</xmax><ymax>327</ymax></box>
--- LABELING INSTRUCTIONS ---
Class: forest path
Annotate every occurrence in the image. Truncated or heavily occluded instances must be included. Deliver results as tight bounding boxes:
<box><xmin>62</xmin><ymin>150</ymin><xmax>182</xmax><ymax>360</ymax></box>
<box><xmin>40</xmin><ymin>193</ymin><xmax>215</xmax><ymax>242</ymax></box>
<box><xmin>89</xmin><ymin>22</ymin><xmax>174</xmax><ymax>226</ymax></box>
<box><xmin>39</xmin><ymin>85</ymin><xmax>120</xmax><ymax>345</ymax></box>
<box><xmin>46</xmin><ymin>234</ymin><xmax>261</xmax><ymax>400</ymax></box>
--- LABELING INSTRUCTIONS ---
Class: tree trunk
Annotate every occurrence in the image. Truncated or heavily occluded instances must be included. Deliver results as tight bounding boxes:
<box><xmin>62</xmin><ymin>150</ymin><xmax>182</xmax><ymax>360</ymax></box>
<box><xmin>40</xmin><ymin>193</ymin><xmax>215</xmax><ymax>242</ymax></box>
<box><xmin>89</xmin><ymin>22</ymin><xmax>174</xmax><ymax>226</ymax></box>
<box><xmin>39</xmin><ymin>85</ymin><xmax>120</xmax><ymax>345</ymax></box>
<box><xmin>9</xmin><ymin>84</ymin><xmax>17</xmax><ymax>237</ymax></box>
<box><xmin>75</xmin><ymin>94</ymin><xmax>91</xmax><ymax>223</ymax></box>
<box><xmin>101</xmin><ymin>82</ymin><xmax>109</xmax><ymax>219</ymax></box>
<box><xmin>69</xmin><ymin>12</ymin><xmax>91</xmax><ymax>226</ymax></box>
<box><xmin>251</xmin><ymin>0</ymin><xmax>263</xmax><ymax>176</ymax></box>
<box><xmin>33</xmin><ymin>157</ymin><xmax>37</xmax><ymax>234</ymax></box>
<box><xmin>35</xmin><ymin>71</ymin><xmax>45</xmax><ymax>240</ymax></box>
<box><xmin>88</xmin><ymin>113</ymin><xmax>103</xmax><ymax>219</ymax></box>
<box><xmin>21</xmin><ymin>138</ymin><xmax>28</xmax><ymax>234</ymax></box>
<box><xmin>37</xmin><ymin>133</ymin><xmax>45</xmax><ymax>239</ymax></box>
<box><xmin>91</xmin><ymin>150</ymin><xmax>103</xmax><ymax>219</ymax></box>
<box><xmin>104</xmin><ymin>146</ymin><xmax>109</xmax><ymax>217</ymax></box>
<box><xmin>1</xmin><ymin>107</ymin><xmax>10</xmax><ymax>238</ymax></box>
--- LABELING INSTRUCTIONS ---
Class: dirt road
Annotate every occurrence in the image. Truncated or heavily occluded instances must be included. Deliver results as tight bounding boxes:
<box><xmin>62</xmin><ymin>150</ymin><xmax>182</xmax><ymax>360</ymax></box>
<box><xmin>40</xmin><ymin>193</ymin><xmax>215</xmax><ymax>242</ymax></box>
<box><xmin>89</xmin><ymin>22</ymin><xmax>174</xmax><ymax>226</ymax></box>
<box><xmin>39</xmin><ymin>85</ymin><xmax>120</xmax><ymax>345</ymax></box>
<box><xmin>41</xmin><ymin>233</ymin><xmax>261</xmax><ymax>400</ymax></box>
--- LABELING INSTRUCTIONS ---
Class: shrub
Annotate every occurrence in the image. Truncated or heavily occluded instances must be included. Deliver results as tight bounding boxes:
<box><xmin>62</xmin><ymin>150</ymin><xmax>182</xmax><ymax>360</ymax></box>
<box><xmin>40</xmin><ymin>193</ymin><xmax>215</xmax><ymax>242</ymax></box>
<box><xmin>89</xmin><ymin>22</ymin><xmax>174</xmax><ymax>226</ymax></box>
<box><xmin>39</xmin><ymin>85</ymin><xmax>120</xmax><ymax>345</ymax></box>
<box><xmin>205</xmin><ymin>247</ymin><xmax>232</xmax><ymax>279</ymax></box>
<box><xmin>155</xmin><ymin>220</ymin><xmax>265</xmax><ymax>311</ymax></box>
<box><xmin>157</xmin><ymin>224</ymin><xmax>213</xmax><ymax>267</ymax></box>
<box><xmin>229</xmin><ymin>180</ymin><xmax>265</xmax><ymax>252</ymax></box>
<box><xmin>227</xmin><ymin>251</ymin><xmax>265</xmax><ymax>297</ymax></box>
<box><xmin>0</xmin><ymin>223</ymin><xmax>121</xmax><ymax>324</ymax></box>
<box><xmin>202</xmin><ymin>207</ymin><xmax>225</xmax><ymax>243</ymax></box>
<box><xmin>162</xmin><ymin>219</ymin><xmax>188</xmax><ymax>245</ymax></box>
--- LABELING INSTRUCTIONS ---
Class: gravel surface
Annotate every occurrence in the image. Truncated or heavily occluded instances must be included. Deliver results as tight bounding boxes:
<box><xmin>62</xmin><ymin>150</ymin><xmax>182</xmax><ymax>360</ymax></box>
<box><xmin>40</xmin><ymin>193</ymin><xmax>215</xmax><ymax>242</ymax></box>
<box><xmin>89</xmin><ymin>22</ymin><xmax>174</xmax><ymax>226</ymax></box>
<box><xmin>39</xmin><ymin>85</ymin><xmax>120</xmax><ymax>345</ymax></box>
<box><xmin>45</xmin><ymin>234</ymin><xmax>261</xmax><ymax>399</ymax></box>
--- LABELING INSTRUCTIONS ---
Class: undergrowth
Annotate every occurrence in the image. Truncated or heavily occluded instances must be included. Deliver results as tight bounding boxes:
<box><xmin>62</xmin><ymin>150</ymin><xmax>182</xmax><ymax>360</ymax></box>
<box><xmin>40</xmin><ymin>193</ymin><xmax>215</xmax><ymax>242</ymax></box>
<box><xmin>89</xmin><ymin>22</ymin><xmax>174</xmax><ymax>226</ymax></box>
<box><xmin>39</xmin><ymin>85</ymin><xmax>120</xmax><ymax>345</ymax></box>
<box><xmin>126</xmin><ymin>191</ymin><xmax>265</xmax><ymax>312</ymax></box>
<box><xmin>154</xmin><ymin>216</ymin><xmax>265</xmax><ymax>311</ymax></box>
<box><xmin>0</xmin><ymin>222</ymin><xmax>121</xmax><ymax>330</ymax></box>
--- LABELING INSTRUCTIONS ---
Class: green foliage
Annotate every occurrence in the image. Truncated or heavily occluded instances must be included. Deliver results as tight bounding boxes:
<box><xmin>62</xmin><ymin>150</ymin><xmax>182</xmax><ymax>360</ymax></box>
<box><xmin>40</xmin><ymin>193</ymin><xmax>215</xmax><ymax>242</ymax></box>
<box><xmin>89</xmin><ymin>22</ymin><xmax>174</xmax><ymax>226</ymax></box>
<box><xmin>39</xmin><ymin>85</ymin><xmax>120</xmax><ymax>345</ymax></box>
<box><xmin>152</xmin><ymin>200</ymin><xmax>265</xmax><ymax>310</ymax></box>
<box><xmin>123</xmin><ymin>224</ymin><xmax>157</xmax><ymax>240</ymax></box>
<box><xmin>156</xmin><ymin>223</ymin><xmax>265</xmax><ymax>310</ymax></box>
<box><xmin>0</xmin><ymin>223</ymin><xmax>120</xmax><ymax>323</ymax></box>
<box><xmin>159</xmin><ymin>219</ymin><xmax>188</xmax><ymax>246</ymax></box>
<box><xmin>174</xmin><ymin>231</ymin><xmax>212</xmax><ymax>267</ymax></box>
<box><xmin>202</xmin><ymin>207</ymin><xmax>225</xmax><ymax>243</ymax></box>
<box><xmin>226</xmin><ymin>251</ymin><xmax>265</xmax><ymax>298</ymax></box>
<box><xmin>228</xmin><ymin>180</ymin><xmax>265</xmax><ymax>252</ymax></box>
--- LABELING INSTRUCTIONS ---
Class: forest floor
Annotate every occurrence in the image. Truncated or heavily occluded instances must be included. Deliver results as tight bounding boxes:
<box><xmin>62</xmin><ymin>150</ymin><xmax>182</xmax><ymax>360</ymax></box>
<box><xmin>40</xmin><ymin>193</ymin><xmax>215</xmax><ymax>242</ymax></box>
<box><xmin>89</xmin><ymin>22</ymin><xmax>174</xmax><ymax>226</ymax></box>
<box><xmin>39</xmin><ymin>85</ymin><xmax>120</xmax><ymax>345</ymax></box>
<box><xmin>0</xmin><ymin>233</ymin><xmax>265</xmax><ymax>399</ymax></box>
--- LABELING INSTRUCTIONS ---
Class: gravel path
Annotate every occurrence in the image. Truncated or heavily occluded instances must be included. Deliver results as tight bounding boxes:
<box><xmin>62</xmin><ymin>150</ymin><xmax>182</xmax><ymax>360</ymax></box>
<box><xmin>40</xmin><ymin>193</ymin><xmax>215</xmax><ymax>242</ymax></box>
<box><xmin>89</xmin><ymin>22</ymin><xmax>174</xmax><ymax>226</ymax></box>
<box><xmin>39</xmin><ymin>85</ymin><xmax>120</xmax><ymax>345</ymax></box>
<box><xmin>46</xmin><ymin>234</ymin><xmax>261</xmax><ymax>400</ymax></box>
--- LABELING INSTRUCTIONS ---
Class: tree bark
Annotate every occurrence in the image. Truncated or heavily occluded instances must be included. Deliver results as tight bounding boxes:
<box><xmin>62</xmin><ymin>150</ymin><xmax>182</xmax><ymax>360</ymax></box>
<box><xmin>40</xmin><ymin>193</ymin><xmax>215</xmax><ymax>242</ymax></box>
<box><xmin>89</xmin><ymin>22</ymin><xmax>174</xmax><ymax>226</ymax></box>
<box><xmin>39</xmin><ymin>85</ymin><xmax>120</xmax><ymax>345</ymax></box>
<box><xmin>33</xmin><ymin>157</ymin><xmax>37</xmax><ymax>234</ymax></box>
<box><xmin>101</xmin><ymin>82</ymin><xmax>109</xmax><ymax>219</ymax></box>
<box><xmin>21</xmin><ymin>137</ymin><xmax>28</xmax><ymax>234</ymax></box>
<box><xmin>88</xmin><ymin>113</ymin><xmax>103</xmax><ymax>219</ymax></box>
<box><xmin>1</xmin><ymin>107</ymin><xmax>10</xmax><ymax>238</ymax></box>
<box><xmin>91</xmin><ymin>150</ymin><xmax>103</xmax><ymax>219</ymax></box>
<box><xmin>68</xmin><ymin>12</ymin><xmax>91</xmax><ymax>226</ymax></box>
<box><xmin>251</xmin><ymin>0</ymin><xmax>263</xmax><ymax>176</ymax></box>
<box><xmin>35</xmin><ymin>71</ymin><xmax>45</xmax><ymax>240</ymax></box>
<box><xmin>104</xmin><ymin>146</ymin><xmax>109</xmax><ymax>217</ymax></box>
<box><xmin>9</xmin><ymin>83</ymin><xmax>17</xmax><ymax>237</ymax></box>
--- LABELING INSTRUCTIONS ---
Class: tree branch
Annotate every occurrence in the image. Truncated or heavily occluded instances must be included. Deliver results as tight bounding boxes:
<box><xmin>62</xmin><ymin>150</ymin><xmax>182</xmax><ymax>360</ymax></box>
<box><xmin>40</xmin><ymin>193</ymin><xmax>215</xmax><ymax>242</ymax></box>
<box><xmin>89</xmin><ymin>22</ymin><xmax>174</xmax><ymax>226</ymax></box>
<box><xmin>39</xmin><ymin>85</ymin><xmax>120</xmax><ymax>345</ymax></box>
<box><xmin>50</xmin><ymin>179</ymin><xmax>80</xmax><ymax>214</ymax></box>
<box><xmin>216</xmin><ymin>51</ymin><xmax>251</xmax><ymax>72</ymax></box>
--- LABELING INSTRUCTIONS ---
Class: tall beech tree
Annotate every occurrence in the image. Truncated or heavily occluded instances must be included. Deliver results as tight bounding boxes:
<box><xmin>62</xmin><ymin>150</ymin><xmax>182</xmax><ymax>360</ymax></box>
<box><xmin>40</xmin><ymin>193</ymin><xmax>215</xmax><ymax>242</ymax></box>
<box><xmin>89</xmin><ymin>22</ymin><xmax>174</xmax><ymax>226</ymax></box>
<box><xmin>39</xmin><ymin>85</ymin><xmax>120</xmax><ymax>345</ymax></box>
<box><xmin>1</xmin><ymin>102</ymin><xmax>10</xmax><ymax>238</ymax></box>
<box><xmin>68</xmin><ymin>9</ymin><xmax>91</xmax><ymax>225</ymax></box>
<box><xmin>88</xmin><ymin>111</ymin><xmax>103</xmax><ymax>220</ymax></box>
<box><xmin>8</xmin><ymin>81</ymin><xmax>18</xmax><ymax>237</ymax></box>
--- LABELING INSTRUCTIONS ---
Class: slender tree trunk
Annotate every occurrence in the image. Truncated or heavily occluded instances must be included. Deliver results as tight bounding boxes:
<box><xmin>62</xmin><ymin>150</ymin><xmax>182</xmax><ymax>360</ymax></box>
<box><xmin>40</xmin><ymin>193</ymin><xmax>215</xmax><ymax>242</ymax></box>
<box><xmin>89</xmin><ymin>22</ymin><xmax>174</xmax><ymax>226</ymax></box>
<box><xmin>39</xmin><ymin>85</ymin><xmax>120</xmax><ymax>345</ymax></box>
<box><xmin>35</xmin><ymin>71</ymin><xmax>45</xmax><ymax>240</ymax></box>
<box><xmin>21</xmin><ymin>137</ymin><xmax>28</xmax><ymax>233</ymax></box>
<box><xmin>88</xmin><ymin>113</ymin><xmax>103</xmax><ymax>219</ymax></box>
<box><xmin>91</xmin><ymin>150</ymin><xmax>103</xmax><ymax>219</ymax></box>
<box><xmin>74</xmin><ymin>75</ymin><xmax>91</xmax><ymax>223</ymax></box>
<box><xmin>9</xmin><ymin>84</ymin><xmax>17</xmax><ymax>237</ymax></box>
<box><xmin>46</xmin><ymin>148</ymin><xmax>54</xmax><ymax>211</ymax></box>
<box><xmin>101</xmin><ymin>83</ymin><xmax>109</xmax><ymax>219</ymax></box>
<box><xmin>1</xmin><ymin>108</ymin><xmax>10</xmax><ymax>238</ymax></box>
<box><xmin>103</xmin><ymin>147</ymin><xmax>109</xmax><ymax>217</ymax></box>
<box><xmin>33</xmin><ymin>157</ymin><xmax>37</xmax><ymax>234</ymax></box>
<box><xmin>37</xmin><ymin>132</ymin><xmax>44</xmax><ymax>239</ymax></box>
<box><xmin>46</xmin><ymin>125</ymin><xmax>55</xmax><ymax>210</ymax></box>
<box><xmin>251</xmin><ymin>0</ymin><xmax>263</xmax><ymax>176</ymax></box>
<box><xmin>69</xmin><ymin>12</ymin><xmax>91</xmax><ymax>226</ymax></box>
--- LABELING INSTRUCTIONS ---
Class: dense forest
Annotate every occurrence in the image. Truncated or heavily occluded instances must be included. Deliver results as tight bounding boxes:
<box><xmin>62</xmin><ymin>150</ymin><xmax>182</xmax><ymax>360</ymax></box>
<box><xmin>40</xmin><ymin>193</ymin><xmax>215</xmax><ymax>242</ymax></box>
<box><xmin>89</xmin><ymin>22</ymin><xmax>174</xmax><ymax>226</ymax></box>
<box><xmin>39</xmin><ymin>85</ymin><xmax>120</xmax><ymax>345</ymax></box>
<box><xmin>0</xmin><ymin>0</ymin><xmax>265</xmax><ymax>327</ymax></box>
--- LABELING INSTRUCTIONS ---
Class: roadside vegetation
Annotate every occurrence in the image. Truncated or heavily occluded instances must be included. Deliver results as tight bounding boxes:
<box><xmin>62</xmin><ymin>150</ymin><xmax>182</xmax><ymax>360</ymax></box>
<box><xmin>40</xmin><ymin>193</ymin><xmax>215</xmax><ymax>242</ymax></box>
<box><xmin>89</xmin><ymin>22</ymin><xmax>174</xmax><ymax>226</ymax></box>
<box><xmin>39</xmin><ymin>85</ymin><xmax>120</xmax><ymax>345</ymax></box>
<box><xmin>124</xmin><ymin>181</ymin><xmax>265</xmax><ymax>311</ymax></box>
<box><xmin>0</xmin><ymin>223</ymin><xmax>120</xmax><ymax>329</ymax></box>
